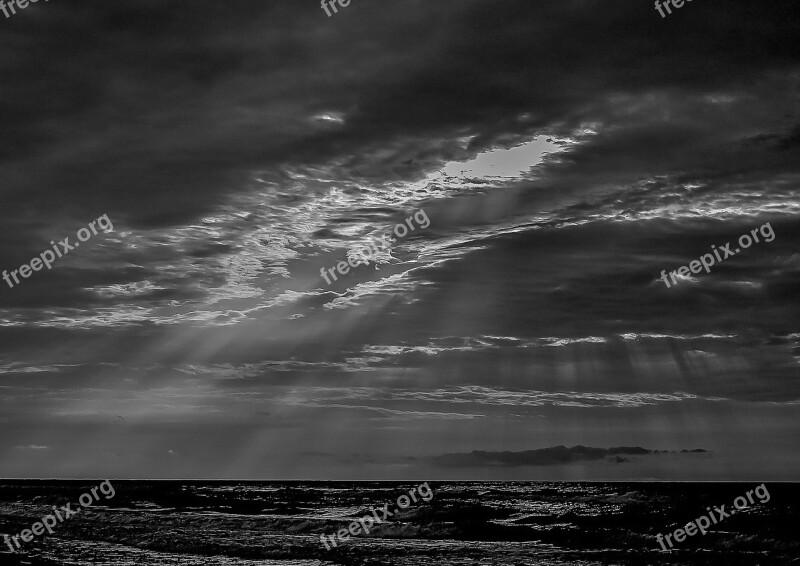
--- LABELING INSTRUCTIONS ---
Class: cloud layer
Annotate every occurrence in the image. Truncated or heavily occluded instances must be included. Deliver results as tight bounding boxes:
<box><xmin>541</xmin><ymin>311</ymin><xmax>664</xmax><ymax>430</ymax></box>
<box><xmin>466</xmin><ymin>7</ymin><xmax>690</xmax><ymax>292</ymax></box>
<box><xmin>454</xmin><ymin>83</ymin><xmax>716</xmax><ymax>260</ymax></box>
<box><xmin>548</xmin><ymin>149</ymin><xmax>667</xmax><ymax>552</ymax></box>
<box><xmin>0</xmin><ymin>0</ymin><xmax>798</xmax><ymax>479</ymax></box>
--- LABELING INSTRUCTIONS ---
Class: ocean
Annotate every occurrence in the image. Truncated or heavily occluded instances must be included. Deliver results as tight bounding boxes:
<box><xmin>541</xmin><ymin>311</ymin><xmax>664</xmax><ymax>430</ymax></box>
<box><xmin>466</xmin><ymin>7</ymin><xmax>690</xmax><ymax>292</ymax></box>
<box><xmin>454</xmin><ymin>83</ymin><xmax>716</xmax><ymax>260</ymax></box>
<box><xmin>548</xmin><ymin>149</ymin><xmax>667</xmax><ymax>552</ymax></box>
<box><xmin>0</xmin><ymin>481</ymin><xmax>797</xmax><ymax>565</ymax></box>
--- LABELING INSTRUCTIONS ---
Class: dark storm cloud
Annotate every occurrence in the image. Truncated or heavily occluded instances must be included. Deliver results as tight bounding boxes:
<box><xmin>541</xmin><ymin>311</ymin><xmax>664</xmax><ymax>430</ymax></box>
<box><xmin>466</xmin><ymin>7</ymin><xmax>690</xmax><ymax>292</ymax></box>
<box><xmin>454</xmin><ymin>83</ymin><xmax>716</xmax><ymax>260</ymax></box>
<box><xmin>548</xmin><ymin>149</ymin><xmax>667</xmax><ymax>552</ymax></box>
<box><xmin>1</xmin><ymin>0</ymin><xmax>798</xmax><ymax>229</ymax></box>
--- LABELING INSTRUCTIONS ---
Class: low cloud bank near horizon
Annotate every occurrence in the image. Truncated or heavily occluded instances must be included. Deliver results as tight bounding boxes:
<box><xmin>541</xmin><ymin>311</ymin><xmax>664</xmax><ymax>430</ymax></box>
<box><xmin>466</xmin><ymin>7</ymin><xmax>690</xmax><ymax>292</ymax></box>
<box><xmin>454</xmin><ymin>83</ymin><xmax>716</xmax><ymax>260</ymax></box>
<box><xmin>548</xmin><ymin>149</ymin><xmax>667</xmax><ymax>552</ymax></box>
<box><xmin>431</xmin><ymin>445</ymin><xmax>709</xmax><ymax>468</ymax></box>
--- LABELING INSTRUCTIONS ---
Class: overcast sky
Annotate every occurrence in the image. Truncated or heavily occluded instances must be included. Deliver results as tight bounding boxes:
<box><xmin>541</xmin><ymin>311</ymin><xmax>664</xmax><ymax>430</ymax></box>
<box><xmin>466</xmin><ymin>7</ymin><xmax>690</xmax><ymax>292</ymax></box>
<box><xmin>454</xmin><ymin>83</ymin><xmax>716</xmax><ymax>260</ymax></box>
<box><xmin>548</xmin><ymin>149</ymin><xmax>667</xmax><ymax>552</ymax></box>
<box><xmin>1</xmin><ymin>0</ymin><xmax>799</xmax><ymax>480</ymax></box>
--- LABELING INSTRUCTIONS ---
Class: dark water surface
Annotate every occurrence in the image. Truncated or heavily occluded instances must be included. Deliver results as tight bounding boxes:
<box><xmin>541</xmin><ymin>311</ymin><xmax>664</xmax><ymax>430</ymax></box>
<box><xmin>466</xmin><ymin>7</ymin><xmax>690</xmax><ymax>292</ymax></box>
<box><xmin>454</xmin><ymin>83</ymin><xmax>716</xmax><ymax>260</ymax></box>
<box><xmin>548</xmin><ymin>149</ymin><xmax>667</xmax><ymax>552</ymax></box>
<box><xmin>0</xmin><ymin>481</ymin><xmax>797</xmax><ymax>565</ymax></box>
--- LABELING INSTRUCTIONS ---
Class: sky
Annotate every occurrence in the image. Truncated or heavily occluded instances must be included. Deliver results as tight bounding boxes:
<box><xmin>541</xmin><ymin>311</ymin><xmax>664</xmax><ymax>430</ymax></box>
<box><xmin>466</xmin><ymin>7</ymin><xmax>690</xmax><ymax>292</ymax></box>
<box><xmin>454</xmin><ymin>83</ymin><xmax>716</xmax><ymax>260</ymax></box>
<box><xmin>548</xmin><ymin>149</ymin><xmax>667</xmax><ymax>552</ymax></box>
<box><xmin>0</xmin><ymin>0</ymin><xmax>799</xmax><ymax>480</ymax></box>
